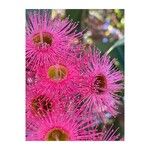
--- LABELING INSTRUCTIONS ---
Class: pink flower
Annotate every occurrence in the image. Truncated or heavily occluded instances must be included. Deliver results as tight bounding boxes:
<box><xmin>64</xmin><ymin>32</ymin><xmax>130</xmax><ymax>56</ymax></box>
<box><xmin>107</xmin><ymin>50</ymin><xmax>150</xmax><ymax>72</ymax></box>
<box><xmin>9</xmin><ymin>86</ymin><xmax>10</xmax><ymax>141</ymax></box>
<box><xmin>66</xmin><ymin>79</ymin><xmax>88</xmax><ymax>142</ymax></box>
<box><xmin>78</xmin><ymin>47</ymin><xmax>124</xmax><ymax>122</ymax></box>
<box><xmin>25</xmin><ymin>10</ymin><xmax>124</xmax><ymax>141</ymax></box>
<box><xmin>26</xmin><ymin>108</ymin><xmax>100</xmax><ymax>141</ymax></box>
<box><xmin>26</xmin><ymin>10</ymin><xmax>82</xmax><ymax>70</ymax></box>
<box><xmin>26</xmin><ymin>86</ymin><xmax>63</xmax><ymax>119</ymax></box>
<box><xmin>26</xmin><ymin>104</ymin><xmax>121</xmax><ymax>141</ymax></box>
<box><xmin>34</xmin><ymin>52</ymin><xmax>81</xmax><ymax>98</ymax></box>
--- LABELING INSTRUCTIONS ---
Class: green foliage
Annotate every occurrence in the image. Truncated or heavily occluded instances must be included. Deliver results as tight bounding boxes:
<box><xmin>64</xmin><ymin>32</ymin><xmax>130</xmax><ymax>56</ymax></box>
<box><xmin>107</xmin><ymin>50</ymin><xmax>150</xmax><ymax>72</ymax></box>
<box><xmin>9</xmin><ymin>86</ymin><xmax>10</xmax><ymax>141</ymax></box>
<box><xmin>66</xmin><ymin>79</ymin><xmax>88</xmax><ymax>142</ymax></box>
<box><xmin>66</xmin><ymin>9</ymin><xmax>83</xmax><ymax>23</ymax></box>
<box><xmin>108</xmin><ymin>38</ymin><xmax>124</xmax><ymax>71</ymax></box>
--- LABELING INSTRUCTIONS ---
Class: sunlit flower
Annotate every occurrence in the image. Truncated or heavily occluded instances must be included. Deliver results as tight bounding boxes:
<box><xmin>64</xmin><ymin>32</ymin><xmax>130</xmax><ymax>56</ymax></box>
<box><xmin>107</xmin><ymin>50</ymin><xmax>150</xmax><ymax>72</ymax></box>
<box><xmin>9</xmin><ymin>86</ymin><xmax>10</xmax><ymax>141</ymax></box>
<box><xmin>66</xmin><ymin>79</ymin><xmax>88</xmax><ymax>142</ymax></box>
<box><xmin>78</xmin><ymin>47</ymin><xmax>123</xmax><ymax>122</ymax></box>
<box><xmin>34</xmin><ymin>52</ymin><xmax>81</xmax><ymax>98</ymax></box>
<box><xmin>26</xmin><ymin>107</ymin><xmax>100</xmax><ymax>141</ymax></box>
<box><xmin>25</xmin><ymin>10</ymin><xmax>124</xmax><ymax>141</ymax></box>
<box><xmin>26</xmin><ymin>10</ymin><xmax>82</xmax><ymax>70</ymax></box>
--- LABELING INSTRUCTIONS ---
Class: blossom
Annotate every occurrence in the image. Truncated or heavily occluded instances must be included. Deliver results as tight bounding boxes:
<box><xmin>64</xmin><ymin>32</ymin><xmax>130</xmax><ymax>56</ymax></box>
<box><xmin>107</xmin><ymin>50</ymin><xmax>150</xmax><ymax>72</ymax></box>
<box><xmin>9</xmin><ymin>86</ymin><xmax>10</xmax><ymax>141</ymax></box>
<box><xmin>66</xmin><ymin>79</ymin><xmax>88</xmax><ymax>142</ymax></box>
<box><xmin>25</xmin><ymin>10</ymin><xmax>124</xmax><ymax>141</ymax></box>
<box><xmin>26</xmin><ymin>103</ymin><xmax>121</xmax><ymax>141</ymax></box>
<box><xmin>78</xmin><ymin>47</ymin><xmax>123</xmax><ymax>122</ymax></box>
<box><xmin>26</xmin><ymin>10</ymin><xmax>83</xmax><ymax>70</ymax></box>
<box><xmin>26</xmin><ymin>107</ymin><xmax>100</xmax><ymax>141</ymax></box>
<box><xmin>34</xmin><ymin>51</ymin><xmax>81</xmax><ymax>98</ymax></box>
<box><xmin>26</xmin><ymin>86</ymin><xmax>63</xmax><ymax>119</ymax></box>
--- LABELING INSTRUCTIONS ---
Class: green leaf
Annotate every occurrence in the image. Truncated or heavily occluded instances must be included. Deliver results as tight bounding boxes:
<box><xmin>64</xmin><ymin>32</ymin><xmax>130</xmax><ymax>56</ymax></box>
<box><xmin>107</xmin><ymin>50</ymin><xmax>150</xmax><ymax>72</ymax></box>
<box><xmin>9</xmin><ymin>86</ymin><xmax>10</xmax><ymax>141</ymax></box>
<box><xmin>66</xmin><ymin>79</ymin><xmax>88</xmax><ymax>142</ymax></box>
<box><xmin>96</xmin><ymin>41</ymin><xmax>116</xmax><ymax>53</ymax></box>
<box><xmin>106</xmin><ymin>38</ymin><xmax>124</xmax><ymax>54</ymax></box>
<box><xmin>108</xmin><ymin>38</ymin><xmax>124</xmax><ymax>71</ymax></box>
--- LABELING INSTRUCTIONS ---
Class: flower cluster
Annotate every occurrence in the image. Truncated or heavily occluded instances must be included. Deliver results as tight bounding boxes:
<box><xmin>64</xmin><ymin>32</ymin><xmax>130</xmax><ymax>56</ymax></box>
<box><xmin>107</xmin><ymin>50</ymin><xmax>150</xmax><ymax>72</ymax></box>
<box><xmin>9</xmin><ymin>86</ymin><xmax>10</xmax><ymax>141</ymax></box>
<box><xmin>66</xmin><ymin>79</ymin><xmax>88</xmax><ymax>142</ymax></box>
<box><xmin>26</xmin><ymin>10</ymin><xmax>124</xmax><ymax>141</ymax></box>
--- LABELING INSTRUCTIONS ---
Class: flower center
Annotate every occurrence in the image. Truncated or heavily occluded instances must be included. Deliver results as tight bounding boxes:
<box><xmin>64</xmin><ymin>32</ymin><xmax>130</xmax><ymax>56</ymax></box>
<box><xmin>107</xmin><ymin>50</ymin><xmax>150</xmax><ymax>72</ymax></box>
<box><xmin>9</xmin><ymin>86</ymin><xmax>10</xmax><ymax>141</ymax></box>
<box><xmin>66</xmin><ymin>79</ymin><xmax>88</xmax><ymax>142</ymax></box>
<box><xmin>48</xmin><ymin>65</ymin><xmax>68</xmax><ymax>81</ymax></box>
<box><xmin>31</xmin><ymin>95</ymin><xmax>52</xmax><ymax>116</ymax></box>
<box><xmin>46</xmin><ymin>128</ymin><xmax>69</xmax><ymax>141</ymax></box>
<box><xmin>33</xmin><ymin>32</ymin><xmax>52</xmax><ymax>46</ymax></box>
<box><xmin>93</xmin><ymin>74</ymin><xmax>107</xmax><ymax>94</ymax></box>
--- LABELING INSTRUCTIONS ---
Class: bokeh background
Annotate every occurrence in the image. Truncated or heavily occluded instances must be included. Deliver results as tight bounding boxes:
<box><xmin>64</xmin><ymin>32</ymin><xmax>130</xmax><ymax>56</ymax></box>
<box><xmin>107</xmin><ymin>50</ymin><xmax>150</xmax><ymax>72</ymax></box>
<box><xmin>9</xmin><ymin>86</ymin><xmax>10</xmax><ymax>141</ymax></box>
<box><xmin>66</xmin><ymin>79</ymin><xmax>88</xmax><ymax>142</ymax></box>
<box><xmin>26</xmin><ymin>9</ymin><xmax>124</xmax><ymax>139</ymax></box>
<box><xmin>51</xmin><ymin>9</ymin><xmax>124</xmax><ymax>70</ymax></box>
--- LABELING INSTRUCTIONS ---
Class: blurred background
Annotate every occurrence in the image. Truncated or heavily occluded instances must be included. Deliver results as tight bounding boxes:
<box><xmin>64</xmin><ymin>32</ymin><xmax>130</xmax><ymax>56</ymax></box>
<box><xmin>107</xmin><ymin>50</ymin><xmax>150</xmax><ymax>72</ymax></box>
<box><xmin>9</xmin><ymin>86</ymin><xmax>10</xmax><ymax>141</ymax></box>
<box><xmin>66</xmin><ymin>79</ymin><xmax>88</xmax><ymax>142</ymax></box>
<box><xmin>51</xmin><ymin>9</ymin><xmax>124</xmax><ymax>71</ymax></box>
<box><xmin>26</xmin><ymin>9</ymin><xmax>124</xmax><ymax>140</ymax></box>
